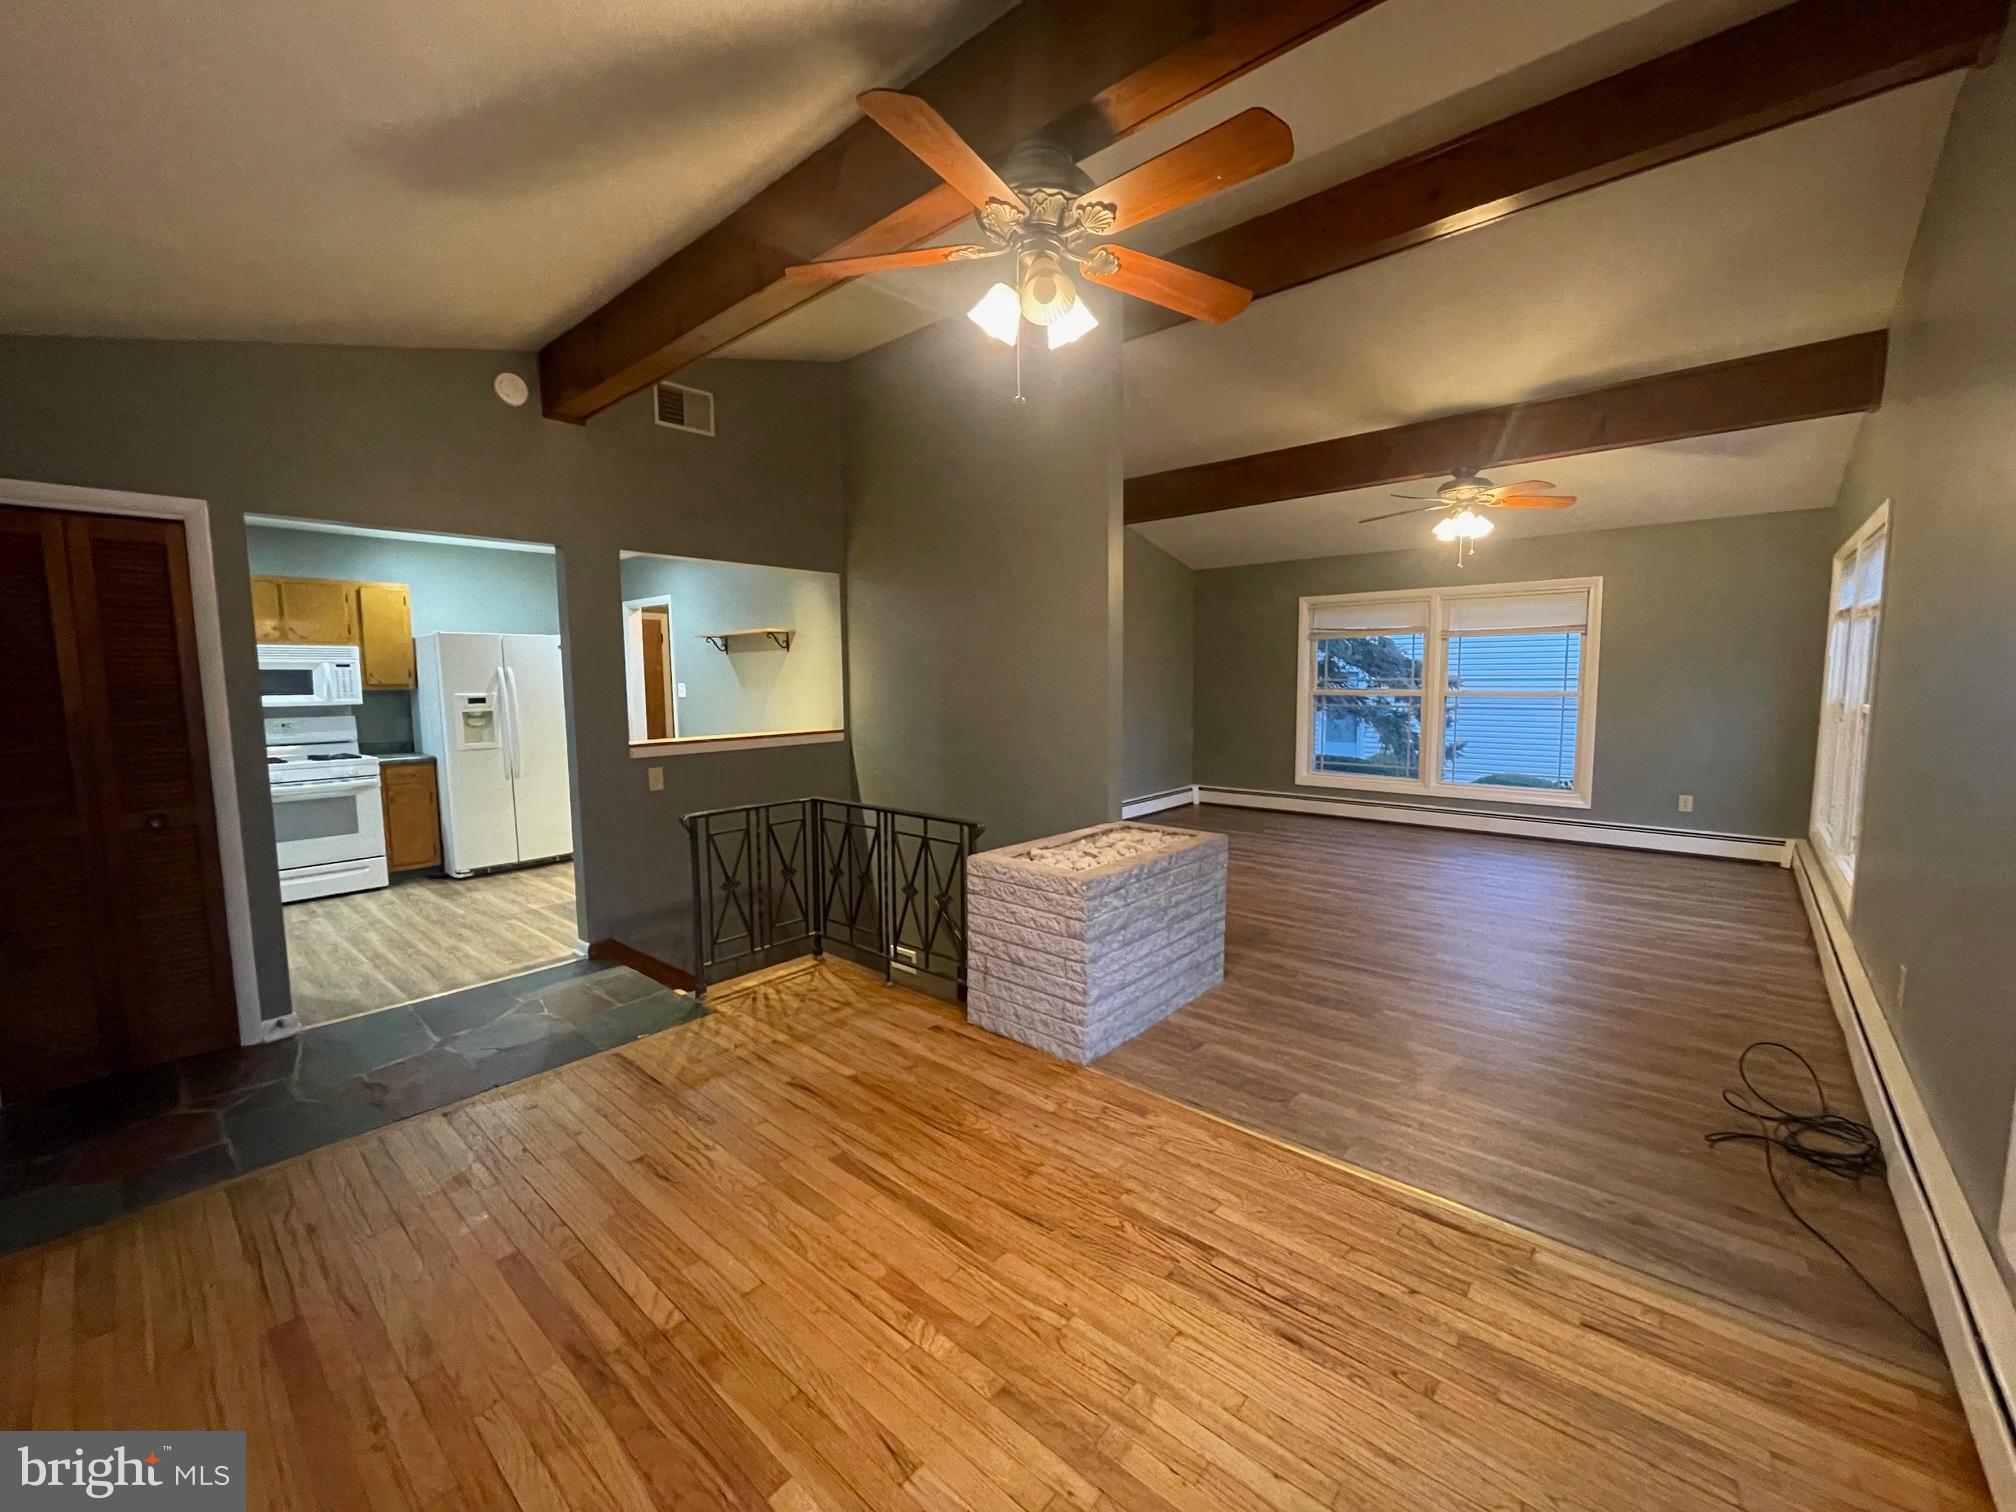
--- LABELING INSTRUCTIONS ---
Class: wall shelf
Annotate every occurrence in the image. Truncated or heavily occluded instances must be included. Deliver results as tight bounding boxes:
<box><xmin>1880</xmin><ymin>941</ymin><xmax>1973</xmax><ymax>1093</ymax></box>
<box><xmin>701</xmin><ymin>627</ymin><xmax>794</xmax><ymax>652</ymax></box>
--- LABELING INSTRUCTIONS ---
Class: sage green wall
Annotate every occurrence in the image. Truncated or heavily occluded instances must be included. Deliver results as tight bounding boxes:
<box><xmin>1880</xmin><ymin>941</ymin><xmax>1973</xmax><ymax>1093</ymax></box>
<box><xmin>1192</xmin><ymin>509</ymin><xmax>1837</xmax><ymax>837</ymax></box>
<box><xmin>0</xmin><ymin>337</ymin><xmax>854</xmax><ymax>1010</ymax></box>
<box><xmin>617</xmin><ymin>554</ymin><xmax>845</xmax><ymax>738</ymax></box>
<box><xmin>1821</xmin><ymin>49</ymin><xmax>2016</xmax><ymax>1237</ymax></box>
<box><xmin>1123</xmin><ymin>528</ymin><xmax>1194</xmax><ymax>800</ymax></box>
<box><xmin>844</xmin><ymin>304</ymin><xmax>1124</xmax><ymax>848</ymax></box>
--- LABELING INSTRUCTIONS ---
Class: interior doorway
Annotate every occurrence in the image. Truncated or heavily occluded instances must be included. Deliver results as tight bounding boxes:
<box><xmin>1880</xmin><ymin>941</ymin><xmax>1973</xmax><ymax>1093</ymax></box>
<box><xmin>245</xmin><ymin>516</ymin><xmax>582</xmax><ymax>1027</ymax></box>
<box><xmin>623</xmin><ymin>595</ymin><xmax>676</xmax><ymax>741</ymax></box>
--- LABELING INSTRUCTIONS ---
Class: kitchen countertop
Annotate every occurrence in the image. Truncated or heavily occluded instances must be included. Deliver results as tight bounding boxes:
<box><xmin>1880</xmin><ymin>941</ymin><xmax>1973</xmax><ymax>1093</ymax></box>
<box><xmin>367</xmin><ymin>750</ymin><xmax>435</xmax><ymax>764</ymax></box>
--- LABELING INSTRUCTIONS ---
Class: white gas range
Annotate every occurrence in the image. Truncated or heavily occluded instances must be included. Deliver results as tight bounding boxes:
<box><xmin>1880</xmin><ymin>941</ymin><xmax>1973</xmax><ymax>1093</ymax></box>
<box><xmin>266</xmin><ymin>713</ymin><xmax>388</xmax><ymax>902</ymax></box>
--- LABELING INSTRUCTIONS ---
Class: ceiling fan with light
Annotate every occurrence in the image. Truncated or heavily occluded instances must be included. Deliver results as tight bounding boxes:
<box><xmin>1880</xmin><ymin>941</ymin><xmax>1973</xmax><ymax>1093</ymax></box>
<box><xmin>786</xmin><ymin>91</ymin><xmax>1292</xmax><ymax>354</ymax></box>
<box><xmin>1360</xmin><ymin>468</ymin><xmax>1579</xmax><ymax>563</ymax></box>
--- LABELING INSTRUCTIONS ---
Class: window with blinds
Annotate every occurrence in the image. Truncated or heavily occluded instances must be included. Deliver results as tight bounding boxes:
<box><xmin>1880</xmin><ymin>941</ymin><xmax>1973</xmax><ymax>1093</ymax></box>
<box><xmin>1308</xmin><ymin>597</ymin><xmax>1427</xmax><ymax>780</ymax></box>
<box><xmin>1810</xmin><ymin>505</ymin><xmax>1887</xmax><ymax>904</ymax></box>
<box><xmin>1297</xmin><ymin>580</ymin><xmax>1600</xmax><ymax>806</ymax></box>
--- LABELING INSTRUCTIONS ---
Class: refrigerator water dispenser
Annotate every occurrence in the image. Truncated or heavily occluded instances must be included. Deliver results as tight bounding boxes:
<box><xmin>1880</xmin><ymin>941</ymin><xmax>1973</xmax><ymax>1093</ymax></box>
<box><xmin>456</xmin><ymin>694</ymin><xmax>499</xmax><ymax>750</ymax></box>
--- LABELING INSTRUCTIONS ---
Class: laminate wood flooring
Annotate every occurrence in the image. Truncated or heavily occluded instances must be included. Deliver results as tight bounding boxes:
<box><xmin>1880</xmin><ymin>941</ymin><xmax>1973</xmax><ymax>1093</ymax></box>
<box><xmin>0</xmin><ymin>958</ymin><xmax>1988</xmax><ymax>1509</ymax></box>
<box><xmin>1099</xmin><ymin>805</ymin><xmax>1937</xmax><ymax>1375</ymax></box>
<box><xmin>284</xmin><ymin>862</ymin><xmax>578</xmax><ymax>1026</ymax></box>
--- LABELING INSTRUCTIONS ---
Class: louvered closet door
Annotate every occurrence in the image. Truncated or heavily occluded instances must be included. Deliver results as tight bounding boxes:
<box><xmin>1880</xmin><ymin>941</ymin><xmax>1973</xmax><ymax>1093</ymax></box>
<box><xmin>0</xmin><ymin>511</ymin><xmax>118</xmax><ymax>1096</ymax></box>
<box><xmin>61</xmin><ymin>513</ymin><xmax>237</xmax><ymax>1070</ymax></box>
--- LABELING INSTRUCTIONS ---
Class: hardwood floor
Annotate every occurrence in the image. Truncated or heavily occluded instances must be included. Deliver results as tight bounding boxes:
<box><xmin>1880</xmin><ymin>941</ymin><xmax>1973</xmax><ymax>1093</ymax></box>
<box><xmin>0</xmin><ymin>957</ymin><xmax>1985</xmax><ymax>1509</ymax></box>
<box><xmin>284</xmin><ymin>861</ymin><xmax>579</xmax><ymax>1026</ymax></box>
<box><xmin>1099</xmin><ymin>805</ymin><xmax>1937</xmax><ymax>1375</ymax></box>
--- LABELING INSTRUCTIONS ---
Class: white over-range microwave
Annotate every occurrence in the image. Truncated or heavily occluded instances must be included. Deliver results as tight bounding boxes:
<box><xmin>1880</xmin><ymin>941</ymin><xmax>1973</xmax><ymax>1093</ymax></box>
<box><xmin>258</xmin><ymin>643</ymin><xmax>363</xmax><ymax>710</ymax></box>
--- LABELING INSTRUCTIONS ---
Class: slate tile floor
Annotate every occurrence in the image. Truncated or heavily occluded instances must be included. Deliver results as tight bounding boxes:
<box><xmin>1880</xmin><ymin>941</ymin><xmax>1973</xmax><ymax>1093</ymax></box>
<box><xmin>0</xmin><ymin>960</ymin><xmax>705</xmax><ymax>1255</ymax></box>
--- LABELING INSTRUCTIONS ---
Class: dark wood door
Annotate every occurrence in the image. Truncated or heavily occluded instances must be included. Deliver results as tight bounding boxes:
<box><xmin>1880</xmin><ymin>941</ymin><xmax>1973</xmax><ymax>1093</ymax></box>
<box><xmin>0</xmin><ymin>507</ymin><xmax>237</xmax><ymax>1099</ymax></box>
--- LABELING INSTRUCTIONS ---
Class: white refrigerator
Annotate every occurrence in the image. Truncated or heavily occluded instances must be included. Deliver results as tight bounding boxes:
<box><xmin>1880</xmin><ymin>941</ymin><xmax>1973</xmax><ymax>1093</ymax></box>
<box><xmin>415</xmin><ymin>632</ymin><xmax>574</xmax><ymax>876</ymax></box>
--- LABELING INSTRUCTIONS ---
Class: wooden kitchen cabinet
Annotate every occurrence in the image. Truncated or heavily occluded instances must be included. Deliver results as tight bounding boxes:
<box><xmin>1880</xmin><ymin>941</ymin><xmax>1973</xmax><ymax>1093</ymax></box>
<box><xmin>251</xmin><ymin>573</ymin><xmax>415</xmax><ymax>688</ymax></box>
<box><xmin>381</xmin><ymin>758</ymin><xmax>441</xmax><ymax>872</ymax></box>
<box><xmin>271</xmin><ymin>576</ymin><xmax>357</xmax><ymax>645</ymax></box>
<box><xmin>251</xmin><ymin>575</ymin><xmax>285</xmax><ymax>641</ymax></box>
<box><xmin>356</xmin><ymin>581</ymin><xmax>415</xmax><ymax>688</ymax></box>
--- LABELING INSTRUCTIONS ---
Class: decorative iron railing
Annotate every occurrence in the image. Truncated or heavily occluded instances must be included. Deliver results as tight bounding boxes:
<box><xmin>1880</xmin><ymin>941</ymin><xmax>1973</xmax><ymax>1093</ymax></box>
<box><xmin>681</xmin><ymin>798</ymin><xmax>983</xmax><ymax>999</ymax></box>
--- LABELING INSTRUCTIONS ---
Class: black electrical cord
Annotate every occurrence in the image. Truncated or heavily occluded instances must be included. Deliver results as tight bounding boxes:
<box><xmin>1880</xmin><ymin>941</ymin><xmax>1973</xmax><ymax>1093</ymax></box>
<box><xmin>1705</xmin><ymin>1040</ymin><xmax>1938</xmax><ymax>1347</ymax></box>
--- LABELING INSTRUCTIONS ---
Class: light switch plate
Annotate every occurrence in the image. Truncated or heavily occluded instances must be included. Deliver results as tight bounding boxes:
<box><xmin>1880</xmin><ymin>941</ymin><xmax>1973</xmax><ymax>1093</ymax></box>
<box><xmin>1677</xmin><ymin>794</ymin><xmax>1694</xmax><ymax>813</ymax></box>
<box><xmin>647</xmin><ymin>766</ymin><xmax>664</xmax><ymax>792</ymax></box>
<box><xmin>676</xmin><ymin>681</ymin><xmax>687</xmax><ymax>698</ymax></box>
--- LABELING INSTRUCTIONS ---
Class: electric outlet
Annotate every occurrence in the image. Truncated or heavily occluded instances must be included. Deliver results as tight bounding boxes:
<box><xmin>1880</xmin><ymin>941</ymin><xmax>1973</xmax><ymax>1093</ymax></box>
<box><xmin>676</xmin><ymin>681</ymin><xmax>687</xmax><ymax>698</ymax></box>
<box><xmin>1897</xmin><ymin>963</ymin><xmax>1908</xmax><ymax>1007</ymax></box>
<box><xmin>1677</xmin><ymin>794</ymin><xmax>1695</xmax><ymax>814</ymax></box>
<box><xmin>646</xmin><ymin>766</ymin><xmax>664</xmax><ymax>792</ymax></box>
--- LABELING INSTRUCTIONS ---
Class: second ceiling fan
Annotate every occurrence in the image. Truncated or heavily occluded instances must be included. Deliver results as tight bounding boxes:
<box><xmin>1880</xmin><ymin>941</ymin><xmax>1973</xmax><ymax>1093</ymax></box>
<box><xmin>1361</xmin><ymin>469</ymin><xmax>1580</xmax><ymax>564</ymax></box>
<box><xmin>787</xmin><ymin>91</ymin><xmax>1293</xmax><ymax>348</ymax></box>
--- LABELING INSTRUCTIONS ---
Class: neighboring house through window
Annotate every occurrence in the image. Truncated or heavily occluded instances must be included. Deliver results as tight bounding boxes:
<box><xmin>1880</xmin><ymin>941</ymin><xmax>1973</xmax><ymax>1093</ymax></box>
<box><xmin>1297</xmin><ymin>578</ymin><xmax>1602</xmax><ymax>807</ymax></box>
<box><xmin>1810</xmin><ymin>503</ymin><xmax>1888</xmax><ymax>906</ymax></box>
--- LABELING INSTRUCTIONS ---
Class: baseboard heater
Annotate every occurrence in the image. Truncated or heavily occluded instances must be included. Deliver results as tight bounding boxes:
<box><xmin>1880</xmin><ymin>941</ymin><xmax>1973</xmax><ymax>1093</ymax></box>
<box><xmin>1122</xmin><ymin>783</ymin><xmax>1792</xmax><ymax>865</ymax></box>
<box><xmin>1792</xmin><ymin>843</ymin><xmax>2016</xmax><ymax>1509</ymax></box>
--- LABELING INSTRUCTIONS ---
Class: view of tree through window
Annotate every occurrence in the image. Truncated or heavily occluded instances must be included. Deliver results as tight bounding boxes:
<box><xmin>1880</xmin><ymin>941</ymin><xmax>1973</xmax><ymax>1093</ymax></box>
<box><xmin>1301</xmin><ymin>582</ymin><xmax>1598</xmax><ymax>802</ymax></box>
<box><xmin>1311</xmin><ymin>633</ymin><xmax>1424</xmax><ymax>778</ymax></box>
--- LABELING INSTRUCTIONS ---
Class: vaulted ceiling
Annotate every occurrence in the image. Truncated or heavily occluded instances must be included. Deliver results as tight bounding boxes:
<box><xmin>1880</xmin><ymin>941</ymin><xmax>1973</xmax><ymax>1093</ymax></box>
<box><xmin>0</xmin><ymin>0</ymin><xmax>1010</xmax><ymax>347</ymax></box>
<box><xmin>0</xmin><ymin>0</ymin><xmax>1993</xmax><ymax>568</ymax></box>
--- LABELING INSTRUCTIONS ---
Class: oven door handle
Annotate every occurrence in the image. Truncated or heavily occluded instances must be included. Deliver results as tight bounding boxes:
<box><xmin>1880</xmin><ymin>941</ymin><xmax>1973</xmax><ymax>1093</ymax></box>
<box><xmin>272</xmin><ymin>778</ymin><xmax>379</xmax><ymax>801</ymax></box>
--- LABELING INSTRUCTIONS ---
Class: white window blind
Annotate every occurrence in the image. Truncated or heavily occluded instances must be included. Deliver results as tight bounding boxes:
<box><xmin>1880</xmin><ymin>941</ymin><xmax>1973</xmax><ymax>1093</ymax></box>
<box><xmin>1442</xmin><ymin>589</ymin><xmax>1588</xmax><ymax>793</ymax></box>
<box><xmin>1298</xmin><ymin>579</ymin><xmax>1600</xmax><ymax>805</ymax></box>
<box><xmin>1444</xmin><ymin>588</ymin><xmax>1590</xmax><ymax>634</ymax></box>
<box><xmin>1811</xmin><ymin>507</ymin><xmax>1887</xmax><ymax>902</ymax></box>
<box><xmin>1309</xmin><ymin>598</ymin><xmax>1430</xmax><ymax>634</ymax></box>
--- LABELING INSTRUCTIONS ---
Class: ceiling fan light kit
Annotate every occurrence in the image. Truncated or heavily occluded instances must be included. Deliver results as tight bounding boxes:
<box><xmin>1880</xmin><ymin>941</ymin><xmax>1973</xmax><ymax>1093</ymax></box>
<box><xmin>967</xmin><ymin>282</ymin><xmax>1023</xmax><ymax>346</ymax></box>
<box><xmin>1358</xmin><ymin>468</ymin><xmax>1580</xmax><ymax>558</ymax></box>
<box><xmin>788</xmin><ymin>92</ymin><xmax>1292</xmax><ymax>370</ymax></box>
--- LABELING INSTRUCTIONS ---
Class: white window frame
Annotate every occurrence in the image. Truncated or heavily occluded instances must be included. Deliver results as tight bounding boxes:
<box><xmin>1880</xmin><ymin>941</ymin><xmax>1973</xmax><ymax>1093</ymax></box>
<box><xmin>1294</xmin><ymin>576</ymin><xmax>1602</xmax><ymax>809</ymax></box>
<box><xmin>1809</xmin><ymin>502</ymin><xmax>1888</xmax><ymax>911</ymax></box>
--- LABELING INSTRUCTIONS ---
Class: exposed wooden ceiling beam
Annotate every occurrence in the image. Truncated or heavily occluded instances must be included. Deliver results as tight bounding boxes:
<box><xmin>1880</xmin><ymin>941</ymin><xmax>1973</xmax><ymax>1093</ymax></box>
<box><xmin>1127</xmin><ymin>0</ymin><xmax>2008</xmax><ymax>338</ymax></box>
<box><xmin>1124</xmin><ymin>330</ymin><xmax>1887</xmax><ymax>524</ymax></box>
<box><xmin>537</xmin><ymin>1</ymin><xmax>1391</xmax><ymax>423</ymax></box>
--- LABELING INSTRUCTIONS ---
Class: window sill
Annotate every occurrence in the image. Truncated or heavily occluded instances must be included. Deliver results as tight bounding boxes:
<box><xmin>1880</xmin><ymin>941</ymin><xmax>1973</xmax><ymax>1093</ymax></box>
<box><xmin>1297</xmin><ymin>769</ymin><xmax>1592</xmax><ymax>809</ymax></box>
<box><xmin>1811</xmin><ymin>830</ymin><xmax>1857</xmax><ymax>915</ymax></box>
<box><xmin>629</xmin><ymin>729</ymin><xmax>845</xmax><ymax>759</ymax></box>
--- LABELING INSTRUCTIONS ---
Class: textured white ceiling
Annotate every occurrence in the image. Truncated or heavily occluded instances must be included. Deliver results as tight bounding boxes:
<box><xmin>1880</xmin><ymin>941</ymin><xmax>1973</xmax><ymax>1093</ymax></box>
<box><xmin>0</xmin><ymin>0</ymin><xmax>1010</xmax><ymax>347</ymax></box>
<box><xmin>1131</xmin><ymin>414</ymin><xmax>1867</xmax><ymax>569</ymax></box>
<box><xmin>1122</xmin><ymin>77</ymin><xmax>1959</xmax><ymax>479</ymax></box>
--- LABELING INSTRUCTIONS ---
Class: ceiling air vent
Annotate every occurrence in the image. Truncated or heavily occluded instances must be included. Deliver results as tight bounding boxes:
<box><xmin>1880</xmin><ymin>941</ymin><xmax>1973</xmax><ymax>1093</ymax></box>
<box><xmin>654</xmin><ymin>381</ymin><xmax>715</xmax><ymax>437</ymax></box>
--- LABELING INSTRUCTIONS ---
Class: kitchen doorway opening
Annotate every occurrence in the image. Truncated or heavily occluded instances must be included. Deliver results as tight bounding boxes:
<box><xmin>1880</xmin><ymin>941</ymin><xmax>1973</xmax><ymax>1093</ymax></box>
<box><xmin>245</xmin><ymin>515</ymin><xmax>584</xmax><ymax>1028</ymax></box>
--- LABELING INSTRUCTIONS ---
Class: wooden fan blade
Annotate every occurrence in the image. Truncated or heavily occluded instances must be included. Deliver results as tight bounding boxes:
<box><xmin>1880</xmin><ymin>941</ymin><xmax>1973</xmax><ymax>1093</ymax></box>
<box><xmin>1082</xmin><ymin>247</ymin><xmax>1251</xmax><ymax>323</ymax></box>
<box><xmin>1075</xmin><ymin>108</ymin><xmax>1293</xmax><ymax>235</ymax></box>
<box><xmin>857</xmin><ymin>90</ymin><xmax>1025</xmax><ymax>214</ymax></box>
<box><xmin>1491</xmin><ymin>495</ymin><xmax>1578</xmax><ymax>509</ymax></box>
<box><xmin>786</xmin><ymin>245</ymin><xmax>993</xmax><ymax>281</ymax></box>
<box><xmin>1485</xmin><ymin>479</ymin><xmax>1559</xmax><ymax>497</ymax></box>
<box><xmin>1359</xmin><ymin>504</ymin><xmax>1448</xmax><ymax>524</ymax></box>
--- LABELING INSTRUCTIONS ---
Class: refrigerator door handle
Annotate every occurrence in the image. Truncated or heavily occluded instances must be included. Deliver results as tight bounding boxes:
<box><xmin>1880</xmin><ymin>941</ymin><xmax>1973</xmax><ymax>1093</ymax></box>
<box><xmin>502</xmin><ymin>665</ymin><xmax>525</xmax><ymax>781</ymax></box>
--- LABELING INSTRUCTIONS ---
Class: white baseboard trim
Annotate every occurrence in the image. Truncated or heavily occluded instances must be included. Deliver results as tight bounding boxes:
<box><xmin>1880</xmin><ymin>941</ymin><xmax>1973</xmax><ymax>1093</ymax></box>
<box><xmin>570</xmin><ymin>937</ymin><xmax>591</xmax><ymax>958</ymax></box>
<box><xmin>1792</xmin><ymin>842</ymin><xmax>2016</xmax><ymax>1507</ymax></box>
<box><xmin>1192</xmin><ymin>785</ymin><xmax>1794</xmax><ymax>864</ymax></box>
<box><xmin>1121</xmin><ymin>786</ymin><xmax>1200</xmax><ymax>819</ymax></box>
